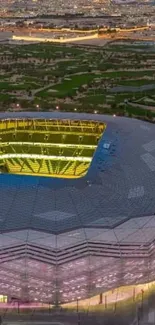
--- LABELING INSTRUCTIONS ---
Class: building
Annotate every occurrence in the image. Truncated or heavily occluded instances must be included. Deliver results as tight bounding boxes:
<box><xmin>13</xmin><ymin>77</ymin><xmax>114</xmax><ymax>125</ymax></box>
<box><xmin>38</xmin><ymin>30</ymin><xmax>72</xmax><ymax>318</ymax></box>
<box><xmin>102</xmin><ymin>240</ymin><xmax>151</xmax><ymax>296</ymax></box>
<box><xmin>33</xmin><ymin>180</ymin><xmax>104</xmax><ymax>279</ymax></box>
<box><xmin>0</xmin><ymin>111</ymin><xmax>155</xmax><ymax>305</ymax></box>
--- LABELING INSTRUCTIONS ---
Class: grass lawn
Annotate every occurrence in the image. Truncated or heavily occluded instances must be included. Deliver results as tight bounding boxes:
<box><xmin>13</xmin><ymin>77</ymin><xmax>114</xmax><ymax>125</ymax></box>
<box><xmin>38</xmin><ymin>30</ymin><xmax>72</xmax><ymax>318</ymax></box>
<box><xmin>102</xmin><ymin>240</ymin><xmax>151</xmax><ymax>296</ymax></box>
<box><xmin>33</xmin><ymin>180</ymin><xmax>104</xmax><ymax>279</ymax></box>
<box><xmin>80</xmin><ymin>94</ymin><xmax>107</xmax><ymax>104</ymax></box>
<box><xmin>0</xmin><ymin>81</ymin><xmax>41</xmax><ymax>91</ymax></box>
<box><xmin>117</xmin><ymin>79</ymin><xmax>155</xmax><ymax>87</ymax></box>
<box><xmin>36</xmin><ymin>73</ymin><xmax>101</xmax><ymax>98</ymax></box>
<box><xmin>101</xmin><ymin>70</ymin><xmax>155</xmax><ymax>79</ymax></box>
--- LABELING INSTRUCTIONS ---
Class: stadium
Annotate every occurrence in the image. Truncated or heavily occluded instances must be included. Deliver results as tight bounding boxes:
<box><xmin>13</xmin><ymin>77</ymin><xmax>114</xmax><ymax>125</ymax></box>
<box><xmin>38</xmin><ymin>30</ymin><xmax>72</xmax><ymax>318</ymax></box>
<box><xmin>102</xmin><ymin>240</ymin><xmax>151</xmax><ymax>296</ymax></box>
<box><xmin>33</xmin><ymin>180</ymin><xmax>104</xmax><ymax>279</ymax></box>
<box><xmin>0</xmin><ymin>111</ymin><xmax>155</xmax><ymax>306</ymax></box>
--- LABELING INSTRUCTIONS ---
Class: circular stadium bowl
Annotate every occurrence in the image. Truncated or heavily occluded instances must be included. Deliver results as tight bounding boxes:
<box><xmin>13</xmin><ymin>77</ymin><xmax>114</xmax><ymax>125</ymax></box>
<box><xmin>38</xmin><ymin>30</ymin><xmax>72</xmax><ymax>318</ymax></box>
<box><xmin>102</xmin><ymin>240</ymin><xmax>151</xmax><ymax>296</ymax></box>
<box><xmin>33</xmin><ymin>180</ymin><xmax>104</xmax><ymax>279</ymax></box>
<box><xmin>0</xmin><ymin>111</ymin><xmax>155</xmax><ymax>306</ymax></box>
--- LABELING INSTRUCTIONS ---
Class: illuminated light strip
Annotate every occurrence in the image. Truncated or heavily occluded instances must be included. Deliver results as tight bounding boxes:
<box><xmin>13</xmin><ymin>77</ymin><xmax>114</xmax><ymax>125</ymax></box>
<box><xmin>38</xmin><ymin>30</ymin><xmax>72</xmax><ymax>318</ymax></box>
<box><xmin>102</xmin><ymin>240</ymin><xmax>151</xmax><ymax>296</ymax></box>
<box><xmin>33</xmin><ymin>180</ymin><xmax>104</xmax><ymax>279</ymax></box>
<box><xmin>1</xmin><ymin>142</ymin><xmax>97</xmax><ymax>149</ymax></box>
<box><xmin>1</xmin><ymin>153</ymin><xmax>91</xmax><ymax>162</ymax></box>
<box><xmin>0</xmin><ymin>130</ymin><xmax>100</xmax><ymax>136</ymax></box>
<box><xmin>0</xmin><ymin>125</ymin><xmax>103</xmax><ymax>130</ymax></box>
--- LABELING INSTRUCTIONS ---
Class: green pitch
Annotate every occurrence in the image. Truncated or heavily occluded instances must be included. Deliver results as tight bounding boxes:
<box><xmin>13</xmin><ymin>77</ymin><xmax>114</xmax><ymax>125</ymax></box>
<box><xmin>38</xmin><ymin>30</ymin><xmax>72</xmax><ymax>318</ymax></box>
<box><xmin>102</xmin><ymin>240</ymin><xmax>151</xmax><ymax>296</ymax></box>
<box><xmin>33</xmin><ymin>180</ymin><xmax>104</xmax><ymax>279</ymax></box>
<box><xmin>0</xmin><ymin>119</ymin><xmax>105</xmax><ymax>178</ymax></box>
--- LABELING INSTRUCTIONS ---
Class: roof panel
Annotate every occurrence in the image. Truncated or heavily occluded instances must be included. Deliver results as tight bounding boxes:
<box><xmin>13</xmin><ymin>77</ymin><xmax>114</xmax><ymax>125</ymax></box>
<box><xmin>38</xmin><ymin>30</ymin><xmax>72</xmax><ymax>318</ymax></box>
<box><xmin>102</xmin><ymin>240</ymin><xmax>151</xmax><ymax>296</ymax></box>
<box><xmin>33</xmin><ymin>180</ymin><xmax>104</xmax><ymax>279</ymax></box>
<box><xmin>0</xmin><ymin>113</ymin><xmax>155</xmax><ymax>235</ymax></box>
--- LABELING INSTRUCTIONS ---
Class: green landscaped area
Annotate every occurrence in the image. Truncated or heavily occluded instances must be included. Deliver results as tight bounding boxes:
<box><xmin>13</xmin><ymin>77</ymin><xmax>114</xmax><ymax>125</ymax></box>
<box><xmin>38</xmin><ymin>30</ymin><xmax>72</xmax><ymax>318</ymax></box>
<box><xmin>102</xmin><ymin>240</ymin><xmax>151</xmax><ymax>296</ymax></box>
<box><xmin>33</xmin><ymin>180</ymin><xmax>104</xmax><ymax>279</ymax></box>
<box><xmin>1</xmin><ymin>40</ymin><xmax>155</xmax><ymax>120</ymax></box>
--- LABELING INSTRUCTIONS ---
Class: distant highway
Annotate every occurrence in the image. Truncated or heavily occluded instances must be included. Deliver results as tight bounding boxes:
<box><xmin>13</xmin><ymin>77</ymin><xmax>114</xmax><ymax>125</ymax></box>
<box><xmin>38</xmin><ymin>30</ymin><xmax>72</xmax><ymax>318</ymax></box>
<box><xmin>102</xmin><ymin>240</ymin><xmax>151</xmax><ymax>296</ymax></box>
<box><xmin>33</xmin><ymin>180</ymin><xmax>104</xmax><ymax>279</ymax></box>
<box><xmin>12</xmin><ymin>33</ymin><xmax>99</xmax><ymax>43</ymax></box>
<box><xmin>38</xmin><ymin>26</ymin><xmax>149</xmax><ymax>33</ymax></box>
<box><xmin>0</xmin><ymin>25</ymin><xmax>150</xmax><ymax>35</ymax></box>
<box><xmin>12</xmin><ymin>32</ymin><xmax>155</xmax><ymax>44</ymax></box>
<box><xmin>0</xmin><ymin>24</ymin><xmax>154</xmax><ymax>44</ymax></box>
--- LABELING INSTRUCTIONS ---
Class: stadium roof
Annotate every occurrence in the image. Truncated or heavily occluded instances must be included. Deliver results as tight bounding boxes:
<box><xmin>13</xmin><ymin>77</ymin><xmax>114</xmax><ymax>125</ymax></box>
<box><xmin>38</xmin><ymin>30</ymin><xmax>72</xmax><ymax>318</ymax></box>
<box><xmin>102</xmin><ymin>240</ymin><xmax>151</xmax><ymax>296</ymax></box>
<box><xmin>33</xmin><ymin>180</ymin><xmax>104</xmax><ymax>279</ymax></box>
<box><xmin>0</xmin><ymin>111</ymin><xmax>155</xmax><ymax>242</ymax></box>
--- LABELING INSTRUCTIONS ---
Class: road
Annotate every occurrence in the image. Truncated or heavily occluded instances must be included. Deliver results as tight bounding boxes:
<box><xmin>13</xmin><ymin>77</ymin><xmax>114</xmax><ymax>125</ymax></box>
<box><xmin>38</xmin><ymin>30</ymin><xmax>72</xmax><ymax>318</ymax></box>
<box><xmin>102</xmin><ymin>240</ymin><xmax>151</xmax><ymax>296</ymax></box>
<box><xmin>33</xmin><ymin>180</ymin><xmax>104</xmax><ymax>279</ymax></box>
<box><xmin>0</xmin><ymin>25</ymin><xmax>149</xmax><ymax>34</ymax></box>
<box><xmin>127</xmin><ymin>101</ymin><xmax>155</xmax><ymax>112</ymax></box>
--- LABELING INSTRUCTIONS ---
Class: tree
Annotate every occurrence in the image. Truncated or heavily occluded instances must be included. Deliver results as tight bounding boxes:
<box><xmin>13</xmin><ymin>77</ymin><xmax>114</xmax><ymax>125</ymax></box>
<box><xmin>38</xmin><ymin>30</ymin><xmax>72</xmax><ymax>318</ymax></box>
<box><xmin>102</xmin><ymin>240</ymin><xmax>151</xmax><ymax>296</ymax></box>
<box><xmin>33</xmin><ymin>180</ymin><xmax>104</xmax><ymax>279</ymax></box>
<box><xmin>146</xmin><ymin>110</ymin><xmax>153</xmax><ymax>120</ymax></box>
<box><xmin>111</xmin><ymin>102</ymin><xmax>117</xmax><ymax>110</ymax></box>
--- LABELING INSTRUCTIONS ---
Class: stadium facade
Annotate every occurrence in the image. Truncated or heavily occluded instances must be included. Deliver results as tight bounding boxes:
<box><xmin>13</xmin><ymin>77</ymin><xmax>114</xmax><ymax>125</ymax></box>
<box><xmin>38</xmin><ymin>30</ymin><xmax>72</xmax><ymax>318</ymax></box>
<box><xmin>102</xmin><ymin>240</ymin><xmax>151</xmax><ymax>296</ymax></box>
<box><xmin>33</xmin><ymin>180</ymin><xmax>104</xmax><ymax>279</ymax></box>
<box><xmin>0</xmin><ymin>111</ymin><xmax>155</xmax><ymax>304</ymax></box>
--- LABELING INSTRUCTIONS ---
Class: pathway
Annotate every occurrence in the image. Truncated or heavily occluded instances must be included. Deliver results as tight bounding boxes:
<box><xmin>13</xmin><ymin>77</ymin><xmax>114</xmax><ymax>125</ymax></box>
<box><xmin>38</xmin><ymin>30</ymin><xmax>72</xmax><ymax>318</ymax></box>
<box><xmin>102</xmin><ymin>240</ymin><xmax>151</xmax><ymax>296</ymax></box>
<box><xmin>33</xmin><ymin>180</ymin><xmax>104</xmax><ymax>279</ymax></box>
<box><xmin>127</xmin><ymin>101</ymin><xmax>155</xmax><ymax>112</ymax></box>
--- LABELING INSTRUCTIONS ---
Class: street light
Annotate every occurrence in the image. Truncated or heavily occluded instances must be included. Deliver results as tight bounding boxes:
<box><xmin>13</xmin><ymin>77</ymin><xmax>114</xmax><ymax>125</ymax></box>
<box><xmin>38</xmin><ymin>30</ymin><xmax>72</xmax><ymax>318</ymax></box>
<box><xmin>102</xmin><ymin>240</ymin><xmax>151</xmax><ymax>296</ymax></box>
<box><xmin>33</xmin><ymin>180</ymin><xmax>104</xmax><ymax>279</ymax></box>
<box><xmin>141</xmin><ymin>289</ymin><xmax>144</xmax><ymax>314</ymax></box>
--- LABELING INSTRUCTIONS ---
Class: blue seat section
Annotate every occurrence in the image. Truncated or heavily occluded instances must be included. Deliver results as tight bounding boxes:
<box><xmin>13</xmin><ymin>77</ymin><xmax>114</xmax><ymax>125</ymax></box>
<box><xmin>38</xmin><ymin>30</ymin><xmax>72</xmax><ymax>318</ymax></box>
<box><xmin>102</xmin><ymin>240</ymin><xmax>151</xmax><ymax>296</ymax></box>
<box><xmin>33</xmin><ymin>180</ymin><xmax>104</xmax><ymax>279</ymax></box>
<box><xmin>87</xmin><ymin>126</ymin><xmax>120</xmax><ymax>179</ymax></box>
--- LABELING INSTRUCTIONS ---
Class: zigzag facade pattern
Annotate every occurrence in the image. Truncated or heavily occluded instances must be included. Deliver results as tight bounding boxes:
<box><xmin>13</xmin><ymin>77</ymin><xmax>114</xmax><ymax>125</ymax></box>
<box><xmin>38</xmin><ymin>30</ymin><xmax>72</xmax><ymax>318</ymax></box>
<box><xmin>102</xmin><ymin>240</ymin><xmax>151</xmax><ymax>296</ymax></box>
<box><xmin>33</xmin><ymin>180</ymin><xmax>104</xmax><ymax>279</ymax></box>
<box><xmin>0</xmin><ymin>238</ymin><xmax>154</xmax><ymax>303</ymax></box>
<box><xmin>0</xmin><ymin>240</ymin><xmax>154</xmax><ymax>264</ymax></box>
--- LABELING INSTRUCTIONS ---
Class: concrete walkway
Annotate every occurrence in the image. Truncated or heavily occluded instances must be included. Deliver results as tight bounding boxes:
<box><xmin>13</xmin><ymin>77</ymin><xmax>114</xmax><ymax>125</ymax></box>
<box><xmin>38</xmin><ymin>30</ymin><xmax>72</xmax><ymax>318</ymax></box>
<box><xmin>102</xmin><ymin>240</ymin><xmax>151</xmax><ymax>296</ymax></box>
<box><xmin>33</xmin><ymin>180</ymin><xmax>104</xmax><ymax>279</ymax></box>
<box><xmin>127</xmin><ymin>101</ymin><xmax>155</xmax><ymax>112</ymax></box>
<box><xmin>1</xmin><ymin>317</ymin><xmax>88</xmax><ymax>325</ymax></box>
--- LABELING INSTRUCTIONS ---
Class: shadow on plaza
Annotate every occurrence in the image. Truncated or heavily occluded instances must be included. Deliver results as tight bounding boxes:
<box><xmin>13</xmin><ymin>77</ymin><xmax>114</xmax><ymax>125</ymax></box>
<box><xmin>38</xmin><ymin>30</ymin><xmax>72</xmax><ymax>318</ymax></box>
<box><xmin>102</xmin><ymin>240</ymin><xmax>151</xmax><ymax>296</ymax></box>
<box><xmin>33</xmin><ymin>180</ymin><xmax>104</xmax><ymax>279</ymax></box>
<box><xmin>0</xmin><ymin>305</ymin><xmax>139</xmax><ymax>325</ymax></box>
<box><xmin>2</xmin><ymin>290</ymin><xmax>155</xmax><ymax>325</ymax></box>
